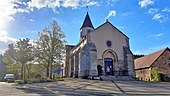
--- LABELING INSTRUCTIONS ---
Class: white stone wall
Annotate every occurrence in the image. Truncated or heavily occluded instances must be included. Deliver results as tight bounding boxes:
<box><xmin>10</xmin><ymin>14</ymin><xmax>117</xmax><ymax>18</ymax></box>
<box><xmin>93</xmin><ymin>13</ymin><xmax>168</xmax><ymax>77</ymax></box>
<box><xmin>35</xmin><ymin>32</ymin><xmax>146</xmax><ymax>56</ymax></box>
<box><xmin>79</xmin><ymin>45</ymin><xmax>90</xmax><ymax>77</ymax></box>
<box><xmin>90</xmin><ymin>22</ymin><xmax>129</xmax><ymax>60</ymax></box>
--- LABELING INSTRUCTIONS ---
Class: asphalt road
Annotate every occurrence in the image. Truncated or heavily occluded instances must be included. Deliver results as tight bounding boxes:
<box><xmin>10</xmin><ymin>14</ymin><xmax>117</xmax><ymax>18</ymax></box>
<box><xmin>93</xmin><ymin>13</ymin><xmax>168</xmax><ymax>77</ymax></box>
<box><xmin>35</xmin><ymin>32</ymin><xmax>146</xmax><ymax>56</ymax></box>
<box><xmin>0</xmin><ymin>79</ymin><xmax>170</xmax><ymax>96</ymax></box>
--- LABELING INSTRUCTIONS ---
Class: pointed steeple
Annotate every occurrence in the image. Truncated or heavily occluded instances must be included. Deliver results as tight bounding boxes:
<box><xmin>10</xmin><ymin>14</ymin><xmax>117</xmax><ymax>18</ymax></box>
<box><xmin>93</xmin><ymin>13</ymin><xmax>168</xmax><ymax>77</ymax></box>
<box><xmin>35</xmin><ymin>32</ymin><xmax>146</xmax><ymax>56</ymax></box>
<box><xmin>81</xmin><ymin>12</ymin><xmax>94</xmax><ymax>29</ymax></box>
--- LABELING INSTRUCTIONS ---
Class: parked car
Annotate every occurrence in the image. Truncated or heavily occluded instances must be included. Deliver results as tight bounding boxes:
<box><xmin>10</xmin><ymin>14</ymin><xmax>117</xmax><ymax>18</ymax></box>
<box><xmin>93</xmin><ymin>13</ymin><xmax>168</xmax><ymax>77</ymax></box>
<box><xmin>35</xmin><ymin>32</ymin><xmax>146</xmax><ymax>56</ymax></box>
<box><xmin>4</xmin><ymin>74</ymin><xmax>15</xmax><ymax>82</ymax></box>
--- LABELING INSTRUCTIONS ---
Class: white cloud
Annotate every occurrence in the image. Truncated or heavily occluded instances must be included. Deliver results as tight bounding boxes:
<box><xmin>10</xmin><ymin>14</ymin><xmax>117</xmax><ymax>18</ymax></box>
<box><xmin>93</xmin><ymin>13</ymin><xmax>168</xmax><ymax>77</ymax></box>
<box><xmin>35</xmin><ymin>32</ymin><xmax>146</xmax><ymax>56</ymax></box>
<box><xmin>139</xmin><ymin>0</ymin><xmax>154</xmax><ymax>8</ymax></box>
<box><xmin>62</xmin><ymin>0</ymin><xmax>79</xmax><ymax>8</ymax></box>
<box><xmin>148</xmin><ymin>8</ymin><xmax>159</xmax><ymax>14</ymax></box>
<box><xmin>0</xmin><ymin>49</ymin><xmax>7</xmax><ymax>54</ymax></box>
<box><xmin>153</xmin><ymin>33</ymin><xmax>164</xmax><ymax>37</ymax></box>
<box><xmin>105</xmin><ymin>10</ymin><xmax>116</xmax><ymax>20</ymax></box>
<box><xmin>82</xmin><ymin>1</ymin><xmax>98</xmax><ymax>7</ymax></box>
<box><xmin>27</xmin><ymin>0</ymin><xmax>99</xmax><ymax>10</ymax></box>
<box><xmin>152</xmin><ymin>13</ymin><xmax>168</xmax><ymax>23</ymax></box>
<box><xmin>0</xmin><ymin>30</ymin><xmax>17</xmax><ymax>54</ymax></box>
<box><xmin>121</xmin><ymin>12</ymin><xmax>130</xmax><ymax>16</ymax></box>
<box><xmin>150</xmin><ymin>33</ymin><xmax>164</xmax><ymax>38</ymax></box>
<box><xmin>27</xmin><ymin>0</ymin><xmax>61</xmax><ymax>9</ymax></box>
<box><xmin>106</xmin><ymin>0</ymin><xmax>119</xmax><ymax>6</ymax></box>
<box><xmin>30</xmin><ymin>19</ymin><xmax>35</xmax><ymax>22</ymax></box>
<box><xmin>162</xmin><ymin>8</ymin><xmax>170</xmax><ymax>12</ymax></box>
<box><xmin>16</xmin><ymin>8</ymin><xmax>30</xmax><ymax>13</ymax></box>
<box><xmin>150</xmin><ymin>32</ymin><xmax>164</xmax><ymax>40</ymax></box>
<box><xmin>0</xmin><ymin>0</ymin><xmax>31</xmax><ymax>31</ymax></box>
<box><xmin>0</xmin><ymin>30</ymin><xmax>17</xmax><ymax>43</ymax></box>
<box><xmin>133</xmin><ymin>50</ymin><xmax>152</xmax><ymax>55</ymax></box>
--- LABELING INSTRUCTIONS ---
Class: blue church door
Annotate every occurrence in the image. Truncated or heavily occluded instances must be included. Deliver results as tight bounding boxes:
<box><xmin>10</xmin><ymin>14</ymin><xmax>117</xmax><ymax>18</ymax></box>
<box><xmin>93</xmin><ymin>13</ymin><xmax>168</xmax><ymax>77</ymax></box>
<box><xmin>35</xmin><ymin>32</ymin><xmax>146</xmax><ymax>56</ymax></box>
<box><xmin>104</xmin><ymin>58</ymin><xmax>113</xmax><ymax>75</ymax></box>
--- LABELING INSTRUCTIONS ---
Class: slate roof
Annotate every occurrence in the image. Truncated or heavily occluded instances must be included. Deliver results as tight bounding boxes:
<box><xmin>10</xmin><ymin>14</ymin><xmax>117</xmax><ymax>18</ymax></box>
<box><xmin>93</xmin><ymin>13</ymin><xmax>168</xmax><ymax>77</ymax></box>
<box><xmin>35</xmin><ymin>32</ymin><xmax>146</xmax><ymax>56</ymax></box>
<box><xmin>134</xmin><ymin>47</ymin><xmax>170</xmax><ymax>70</ymax></box>
<box><xmin>81</xmin><ymin>12</ymin><xmax>94</xmax><ymax>29</ymax></box>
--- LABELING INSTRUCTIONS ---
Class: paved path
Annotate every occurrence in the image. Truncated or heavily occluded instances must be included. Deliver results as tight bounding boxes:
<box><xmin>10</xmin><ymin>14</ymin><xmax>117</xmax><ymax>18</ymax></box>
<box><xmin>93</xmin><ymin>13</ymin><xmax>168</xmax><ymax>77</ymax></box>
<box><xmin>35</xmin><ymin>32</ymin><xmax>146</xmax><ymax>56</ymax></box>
<box><xmin>16</xmin><ymin>79</ymin><xmax>121</xmax><ymax>96</ymax></box>
<box><xmin>114</xmin><ymin>80</ymin><xmax>170</xmax><ymax>96</ymax></box>
<box><xmin>1</xmin><ymin>79</ymin><xmax>170</xmax><ymax>96</ymax></box>
<box><xmin>0</xmin><ymin>82</ymin><xmax>39</xmax><ymax>96</ymax></box>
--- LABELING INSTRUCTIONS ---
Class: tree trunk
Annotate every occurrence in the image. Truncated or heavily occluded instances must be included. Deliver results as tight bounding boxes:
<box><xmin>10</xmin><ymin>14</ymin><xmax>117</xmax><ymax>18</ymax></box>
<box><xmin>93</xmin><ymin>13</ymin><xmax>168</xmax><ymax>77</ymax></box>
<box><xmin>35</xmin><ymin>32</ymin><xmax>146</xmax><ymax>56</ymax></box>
<box><xmin>49</xmin><ymin>60</ymin><xmax>53</xmax><ymax>79</ymax></box>
<box><xmin>21</xmin><ymin>63</ymin><xmax>24</xmax><ymax>80</ymax></box>
<box><xmin>27</xmin><ymin>65</ymin><xmax>30</xmax><ymax>79</ymax></box>
<box><xmin>24</xmin><ymin>64</ymin><xmax>26</xmax><ymax>80</ymax></box>
<box><xmin>46</xmin><ymin>66</ymin><xmax>49</xmax><ymax>78</ymax></box>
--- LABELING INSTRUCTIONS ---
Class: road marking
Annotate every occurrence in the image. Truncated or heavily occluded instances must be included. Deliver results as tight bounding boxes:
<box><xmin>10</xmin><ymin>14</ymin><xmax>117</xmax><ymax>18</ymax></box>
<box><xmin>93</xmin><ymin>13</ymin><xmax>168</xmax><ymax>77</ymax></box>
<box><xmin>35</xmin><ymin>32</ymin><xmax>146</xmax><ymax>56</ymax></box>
<box><xmin>72</xmin><ymin>81</ymin><xmax>99</xmax><ymax>91</ymax></box>
<box><xmin>111</xmin><ymin>80</ymin><xmax>126</xmax><ymax>95</ymax></box>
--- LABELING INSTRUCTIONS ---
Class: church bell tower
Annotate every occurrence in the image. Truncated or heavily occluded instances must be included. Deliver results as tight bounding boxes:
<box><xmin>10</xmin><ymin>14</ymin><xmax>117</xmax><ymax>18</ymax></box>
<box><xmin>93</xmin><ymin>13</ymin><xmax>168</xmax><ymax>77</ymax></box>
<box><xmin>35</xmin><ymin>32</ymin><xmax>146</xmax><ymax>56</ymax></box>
<box><xmin>80</xmin><ymin>12</ymin><xmax>94</xmax><ymax>41</ymax></box>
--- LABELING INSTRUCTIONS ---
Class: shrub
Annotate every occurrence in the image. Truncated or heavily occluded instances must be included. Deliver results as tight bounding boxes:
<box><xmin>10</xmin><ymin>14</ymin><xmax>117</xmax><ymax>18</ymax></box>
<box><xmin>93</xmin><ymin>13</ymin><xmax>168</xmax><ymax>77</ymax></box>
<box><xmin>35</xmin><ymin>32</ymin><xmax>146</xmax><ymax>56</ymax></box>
<box><xmin>14</xmin><ymin>80</ymin><xmax>24</xmax><ymax>84</ymax></box>
<box><xmin>7</xmin><ymin>80</ymin><xmax>15</xmax><ymax>83</ymax></box>
<box><xmin>151</xmin><ymin>67</ymin><xmax>161</xmax><ymax>82</ymax></box>
<box><xmin>54</xmin><ymin>76</ymin><xmax>63</xmax><ymax>81</ymax></box>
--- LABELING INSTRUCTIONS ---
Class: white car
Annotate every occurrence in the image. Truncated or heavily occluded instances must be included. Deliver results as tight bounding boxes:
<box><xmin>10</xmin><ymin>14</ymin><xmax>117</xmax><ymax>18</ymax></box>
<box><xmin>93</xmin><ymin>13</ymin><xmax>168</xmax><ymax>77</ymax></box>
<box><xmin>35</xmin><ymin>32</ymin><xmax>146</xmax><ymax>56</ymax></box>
<box><xmin>4</xmin><ymin>74</ymin><xmax>15</xmax><ymax>81</ymax></box>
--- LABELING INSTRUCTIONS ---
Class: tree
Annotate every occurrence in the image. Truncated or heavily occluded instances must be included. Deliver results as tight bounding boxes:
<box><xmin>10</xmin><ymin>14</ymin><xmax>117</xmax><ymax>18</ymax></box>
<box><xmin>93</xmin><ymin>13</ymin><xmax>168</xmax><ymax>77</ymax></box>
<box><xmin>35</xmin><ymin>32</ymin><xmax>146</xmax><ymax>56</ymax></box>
<box><xmin>35</xmin><ymin>20</ymin><xmax>66</xmax><ymax>78</ymax></box>
<box><xmin>3</xmin><ymin>39</ymin><xmax>35</xmax><ymax>80</ymax></box>
<box><xmin>3</xmin><ymin>43</ymin><xmax>19</xmax><ymax>78</ymax></box>
<box><xmin>15</xmin><ymin>38</ymin><xmax>34</xmax><ymax>80</ymax></box>
<box><xmin>133</xmin><ymin>54</ymin><xmax>145</xmax><ymax>59</ymax></box>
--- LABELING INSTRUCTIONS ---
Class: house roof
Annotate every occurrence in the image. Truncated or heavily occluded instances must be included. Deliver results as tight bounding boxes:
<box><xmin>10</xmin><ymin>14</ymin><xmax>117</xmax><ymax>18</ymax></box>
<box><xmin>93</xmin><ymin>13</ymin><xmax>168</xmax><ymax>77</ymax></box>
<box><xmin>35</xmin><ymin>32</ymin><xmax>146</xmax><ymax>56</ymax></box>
<box><xmin>80</xmin><ymin>12</ymin><xmax>94</xmax><ymax>29</ymax></box>
<box><xmin>134</xmin><ymin>47</ymin><xmax>170</xmax><ymax>70</ymax></box>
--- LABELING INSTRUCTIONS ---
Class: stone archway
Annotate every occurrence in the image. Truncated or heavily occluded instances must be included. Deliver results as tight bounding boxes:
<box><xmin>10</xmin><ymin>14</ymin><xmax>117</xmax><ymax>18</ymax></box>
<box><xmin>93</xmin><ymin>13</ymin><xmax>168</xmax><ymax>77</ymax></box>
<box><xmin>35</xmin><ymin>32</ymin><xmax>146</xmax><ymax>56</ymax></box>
<box><xmin>102</xmin><ymin>49</ymin><xmax>118</xmax><ymax>75</ymax></box>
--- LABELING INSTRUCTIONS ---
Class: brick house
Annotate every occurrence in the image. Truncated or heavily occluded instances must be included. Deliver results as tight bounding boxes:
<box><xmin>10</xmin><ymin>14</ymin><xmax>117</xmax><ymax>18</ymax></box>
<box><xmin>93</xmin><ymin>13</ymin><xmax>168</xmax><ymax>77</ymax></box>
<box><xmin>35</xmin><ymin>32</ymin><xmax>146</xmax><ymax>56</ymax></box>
<box><xmin>135</xmin><ymin>47</ymin><xmax>170</xmax><ymax>81</ymax></box>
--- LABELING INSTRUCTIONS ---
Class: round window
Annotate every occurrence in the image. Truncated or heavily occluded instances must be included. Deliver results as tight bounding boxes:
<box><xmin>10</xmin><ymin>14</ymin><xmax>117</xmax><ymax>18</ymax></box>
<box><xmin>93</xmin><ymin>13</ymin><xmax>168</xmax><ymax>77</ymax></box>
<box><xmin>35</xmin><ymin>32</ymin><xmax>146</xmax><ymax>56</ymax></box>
<box><xmin>106</xmin><ymin>40</ymin><xmax>112</xmax><ymax>47</ymax></box>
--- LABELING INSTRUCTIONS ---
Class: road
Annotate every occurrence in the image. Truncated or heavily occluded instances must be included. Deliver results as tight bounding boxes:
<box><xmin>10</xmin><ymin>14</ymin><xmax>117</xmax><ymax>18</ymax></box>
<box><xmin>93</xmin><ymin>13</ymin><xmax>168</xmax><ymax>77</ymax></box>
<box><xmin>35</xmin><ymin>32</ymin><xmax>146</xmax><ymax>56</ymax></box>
<box><xmin>0</xmin><ymin>79</ymin><xmax>170</xmax><ymax>96</ymax></box>
<box><xmin>0</xmin><ymin>82</ymin><xmax>36</xmax><ymax>96</ymax></box>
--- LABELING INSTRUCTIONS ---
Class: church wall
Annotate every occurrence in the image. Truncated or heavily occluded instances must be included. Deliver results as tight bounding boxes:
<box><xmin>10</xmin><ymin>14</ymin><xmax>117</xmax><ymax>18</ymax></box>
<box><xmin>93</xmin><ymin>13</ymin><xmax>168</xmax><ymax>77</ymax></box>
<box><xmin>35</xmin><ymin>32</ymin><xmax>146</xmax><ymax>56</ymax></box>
<box><xmin>69</xmin><ymin>55</ymin><xmax>75</xmax><ymax>77</ymax></box>
<box><xmin>79</xmin><ymin>45</ymin><xmax>90</xmax><ymax>77</ymax></box>
<box><xmin>64</xmin><ymin>45</ymin><xmax>75</xmax><ymax>77</ymax></box>
<box><xmin>90</xmin><ymin>22</ymin><xmax>128</xmax><ymax>60</ymax></box>
<box><xmin>89</xmin><ymin>45</ymin><xmax>98</xmax><ymax>76</ymax></box>
<box><xmin>74</xmin><ymin>51</ymin><xmax>80</xmax><ymax>77</ymax></box>
<box><xmin>126</xmin><ymin>54</ymin><xmax>135</xmax><ymax>77</ymax></box>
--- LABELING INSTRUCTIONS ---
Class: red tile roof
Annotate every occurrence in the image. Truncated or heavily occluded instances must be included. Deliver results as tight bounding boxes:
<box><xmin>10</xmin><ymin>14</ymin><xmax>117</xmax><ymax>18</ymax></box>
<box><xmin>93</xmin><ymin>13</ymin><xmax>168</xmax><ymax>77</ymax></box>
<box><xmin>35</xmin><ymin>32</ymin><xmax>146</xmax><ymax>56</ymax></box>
<box><xmin>134</xmin><ymin>48</ymin><xmax>169</xmax><ymax>70</ymax></box>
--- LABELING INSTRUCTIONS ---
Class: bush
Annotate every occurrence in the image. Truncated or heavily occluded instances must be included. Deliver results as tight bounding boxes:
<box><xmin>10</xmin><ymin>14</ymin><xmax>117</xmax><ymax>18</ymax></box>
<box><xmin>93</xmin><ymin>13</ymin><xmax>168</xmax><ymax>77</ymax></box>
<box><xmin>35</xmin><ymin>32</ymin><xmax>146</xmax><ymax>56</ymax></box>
<box><xmin>7</xmin><ymin>80</ymin><xmax>15</xmax><ymax>83</ymax></box>
<box><xmin>151</xmin><ymin>67</ymin><xmax>163</xmax><ymax>82</ymax></box>
<box><xmin>54</xmin><ymin>76</ymin><xmax>63</xmax><ymax>81</ymax></box>
<box><xmin>40</xmin><ymin>77</ymin><xmax>54</xmax><ymax>82</ymax></box>
<box><xmin>14</xmin><ymin>80</ymin><xmax>25</xmax><ymax>84</ymax></box>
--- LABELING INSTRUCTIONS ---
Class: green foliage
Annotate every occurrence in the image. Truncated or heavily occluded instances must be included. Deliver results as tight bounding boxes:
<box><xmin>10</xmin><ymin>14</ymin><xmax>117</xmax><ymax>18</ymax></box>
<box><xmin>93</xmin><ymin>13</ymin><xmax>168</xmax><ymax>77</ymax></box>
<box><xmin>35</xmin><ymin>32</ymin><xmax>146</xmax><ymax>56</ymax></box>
<box><xmin>2</xmin><ymin>20</ymin><xmax>66</xmax><ymax>80</ymax></box>
<box><xmin>151</xmin><ymin>67</ymin><xmax>160</xmax><ymax>81</ymax></box>
<box><xmin>54</xmin><ymin>76</ymin><xmax>63</xmax><ymax>81</ymax></box>
<box><xmin>15</xmin><ymin>80</ymin><xmax>22</xmax><ymax>84</ymax></box>
<box><xmin>35</xmin><ymin>20</ymin><xmax>66</xmax><ymax>78</ymax></box>
<box><xmin>7</xmin><ymin>80</ymin><xmax>15</xmax><ymax>83</ymax></box>
<box><xmin>42</xmin><ymin>77</ymin><xmax>54</xmax><ymax>82</ymax></box>
<box><xmin>3</xmin><ymin>39</ymin><xmax>35</xmax><ymax>80</ymax></box>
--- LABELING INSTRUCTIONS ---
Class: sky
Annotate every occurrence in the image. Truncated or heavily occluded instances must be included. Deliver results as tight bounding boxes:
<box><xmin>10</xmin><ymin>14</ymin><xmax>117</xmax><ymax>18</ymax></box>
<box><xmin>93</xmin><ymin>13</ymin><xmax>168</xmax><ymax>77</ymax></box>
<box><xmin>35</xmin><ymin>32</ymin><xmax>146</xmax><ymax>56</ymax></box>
<box><xmin>0</xmin><ymin>0</ymin><xmax>170</xmax><ymax>55</ymax></box>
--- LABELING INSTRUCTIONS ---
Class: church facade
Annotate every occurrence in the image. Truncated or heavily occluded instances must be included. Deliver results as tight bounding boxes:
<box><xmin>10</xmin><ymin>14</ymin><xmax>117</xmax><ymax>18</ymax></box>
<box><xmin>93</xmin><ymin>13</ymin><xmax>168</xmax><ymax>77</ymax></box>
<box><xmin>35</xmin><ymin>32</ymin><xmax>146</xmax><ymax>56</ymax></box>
<box><xmin>64</xmin><ymin>12</ymin><xmax>135</xmax><ymax>79</ymax></box>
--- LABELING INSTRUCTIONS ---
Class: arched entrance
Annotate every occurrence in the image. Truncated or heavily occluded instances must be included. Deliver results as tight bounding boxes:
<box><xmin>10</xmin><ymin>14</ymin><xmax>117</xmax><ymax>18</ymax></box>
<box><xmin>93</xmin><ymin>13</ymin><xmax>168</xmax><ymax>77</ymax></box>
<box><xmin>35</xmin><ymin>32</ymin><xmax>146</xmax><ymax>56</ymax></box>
<box><xmin>104</xmin><ymin>58</ymin><xmax>113</xmax><ymax>75</ymax></box>
<box><xmin>102</xmin><ymin>49</ymin><xmax>118</xmax><ymax>76</ymax></box>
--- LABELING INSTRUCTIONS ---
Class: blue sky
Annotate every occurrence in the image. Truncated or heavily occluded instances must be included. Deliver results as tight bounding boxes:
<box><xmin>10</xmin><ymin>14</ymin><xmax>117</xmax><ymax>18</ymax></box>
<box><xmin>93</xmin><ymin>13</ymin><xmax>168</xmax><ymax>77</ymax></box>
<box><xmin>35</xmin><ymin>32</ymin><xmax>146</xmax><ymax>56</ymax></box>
<box><xmin>0</xmin><ymin>0</ymin><xmax>170</xmax><ymax>55</ymax></box>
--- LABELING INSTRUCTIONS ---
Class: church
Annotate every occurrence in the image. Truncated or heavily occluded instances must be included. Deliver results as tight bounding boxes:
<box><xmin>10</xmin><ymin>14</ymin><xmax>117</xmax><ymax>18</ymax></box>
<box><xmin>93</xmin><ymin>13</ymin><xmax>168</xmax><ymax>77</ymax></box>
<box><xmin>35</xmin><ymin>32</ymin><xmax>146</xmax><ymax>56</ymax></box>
<box><xmin>64</xmin><ymin>12</ymin><xmax>135</xmax><ymax>79</ymax></box>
